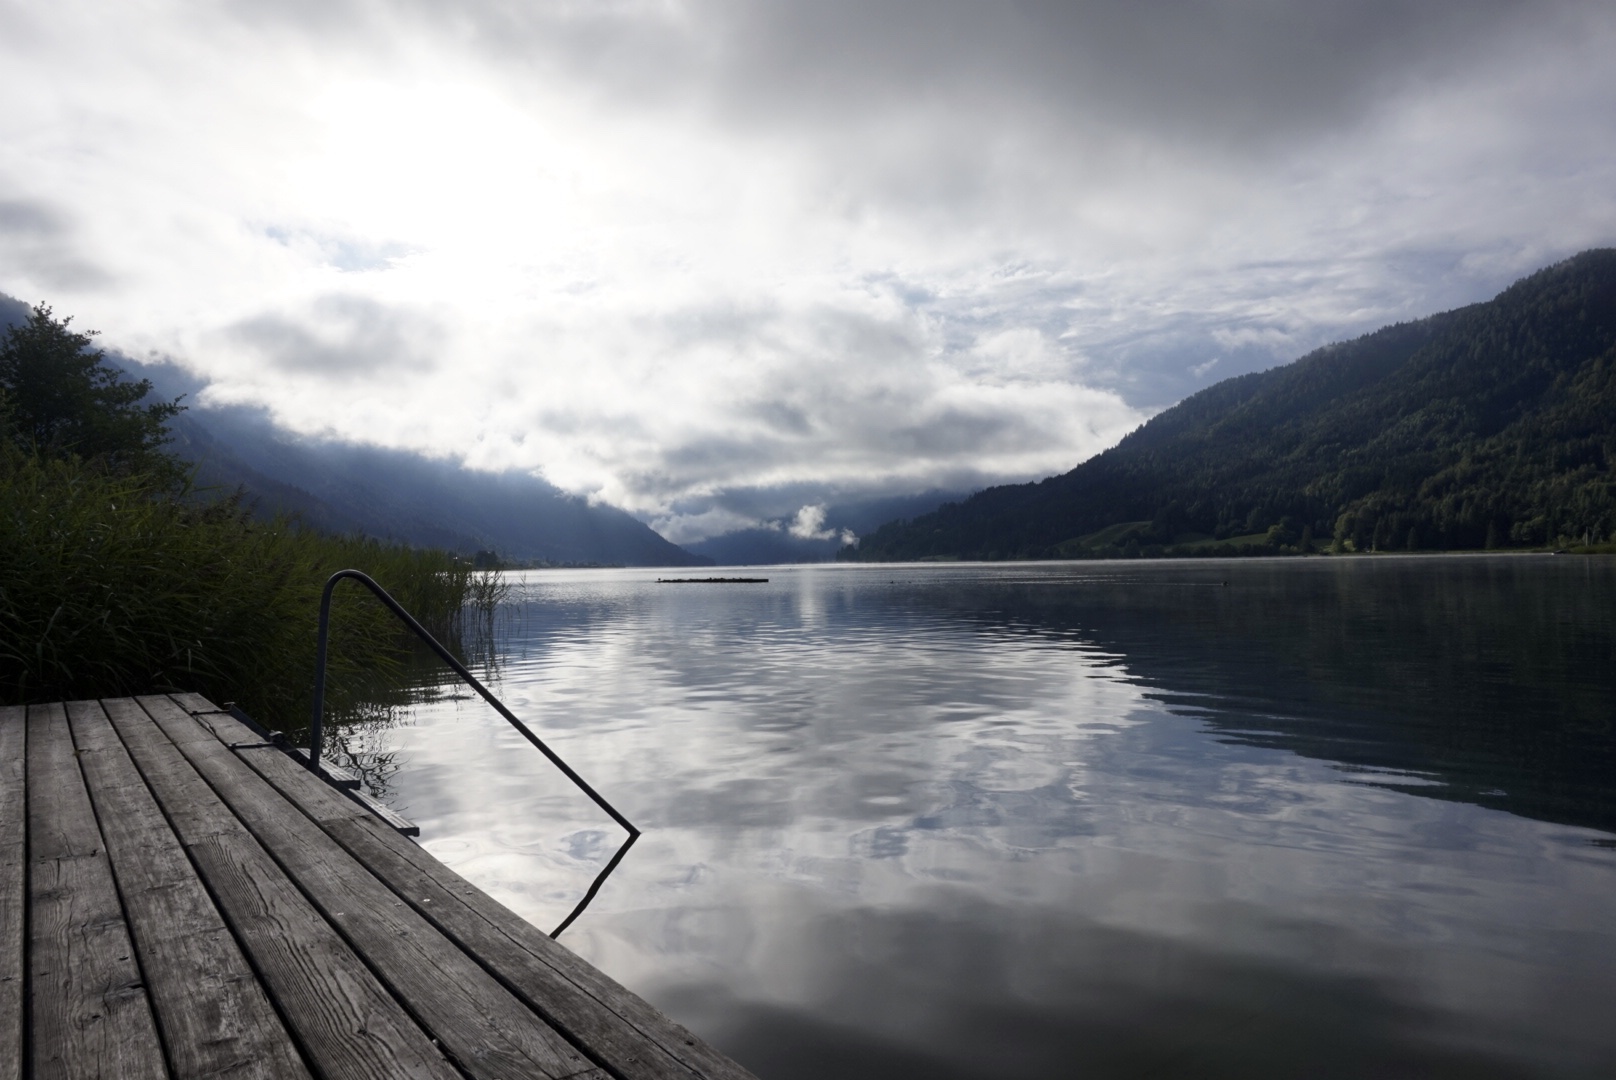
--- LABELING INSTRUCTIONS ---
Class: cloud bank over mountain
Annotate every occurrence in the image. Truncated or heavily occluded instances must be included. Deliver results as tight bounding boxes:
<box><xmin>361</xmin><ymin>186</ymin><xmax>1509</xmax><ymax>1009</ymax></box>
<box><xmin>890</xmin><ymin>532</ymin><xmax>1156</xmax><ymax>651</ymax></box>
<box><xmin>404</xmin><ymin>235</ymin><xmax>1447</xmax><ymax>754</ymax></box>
<box><xmin>2</xmin><ymin>1</ymin><xmax>1613</xmax><ymax>540</ymax></box>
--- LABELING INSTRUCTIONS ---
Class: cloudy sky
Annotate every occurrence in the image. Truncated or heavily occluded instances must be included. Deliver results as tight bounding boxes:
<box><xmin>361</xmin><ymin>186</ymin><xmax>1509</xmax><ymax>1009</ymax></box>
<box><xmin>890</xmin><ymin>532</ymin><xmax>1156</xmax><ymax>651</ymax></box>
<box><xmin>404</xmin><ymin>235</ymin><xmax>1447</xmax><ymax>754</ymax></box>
<box><xmin>3</xmin><ymin>1</ymin><xmax>1614</xmax><ymax>541</ymax></box>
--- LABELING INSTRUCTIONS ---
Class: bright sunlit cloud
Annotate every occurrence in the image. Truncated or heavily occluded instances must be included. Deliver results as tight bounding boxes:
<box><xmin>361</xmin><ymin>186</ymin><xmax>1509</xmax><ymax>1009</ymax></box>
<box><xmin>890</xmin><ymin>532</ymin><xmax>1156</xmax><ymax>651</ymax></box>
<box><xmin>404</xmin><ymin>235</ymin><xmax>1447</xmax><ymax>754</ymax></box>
<box><xmin>3</xmin><ymin>0</ymin><xmax>1614</xmax><ymax>539</ymax></box>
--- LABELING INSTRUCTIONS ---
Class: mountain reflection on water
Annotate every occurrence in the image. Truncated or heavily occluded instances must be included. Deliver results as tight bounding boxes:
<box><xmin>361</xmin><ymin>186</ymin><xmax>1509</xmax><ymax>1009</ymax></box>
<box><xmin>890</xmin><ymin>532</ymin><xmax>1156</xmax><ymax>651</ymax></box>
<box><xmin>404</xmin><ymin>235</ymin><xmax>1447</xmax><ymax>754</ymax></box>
<box><xmin>323</xmin><ymin>556</ymin><xmax>1616</xmax><ymax>1079</ymax></box>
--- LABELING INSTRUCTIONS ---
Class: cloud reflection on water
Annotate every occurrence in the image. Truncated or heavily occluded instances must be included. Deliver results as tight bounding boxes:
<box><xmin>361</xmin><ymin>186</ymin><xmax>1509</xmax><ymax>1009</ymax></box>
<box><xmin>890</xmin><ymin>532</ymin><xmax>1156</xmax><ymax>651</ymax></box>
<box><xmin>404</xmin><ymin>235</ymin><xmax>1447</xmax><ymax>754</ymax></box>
<box><xmin>330</xmin><ymin>559</ymin><xmax>1616</xmax><ymax>1079</ymax></box>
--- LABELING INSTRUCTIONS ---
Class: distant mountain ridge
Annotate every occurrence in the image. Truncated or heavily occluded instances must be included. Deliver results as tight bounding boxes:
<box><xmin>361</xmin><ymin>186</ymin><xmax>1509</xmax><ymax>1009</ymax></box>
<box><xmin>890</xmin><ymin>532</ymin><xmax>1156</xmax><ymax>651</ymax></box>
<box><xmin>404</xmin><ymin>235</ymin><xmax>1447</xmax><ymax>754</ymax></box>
<box><xmin>849</xmin><ymin>249</ymin><xmax>1616</xmax><ymax>560</ymax></box>
<box><xmin>681</xmin><ymin>491</ymin><xmax>971</xmax><ymax>565</ymax></box>
<box><xmin>0</xmin><ymin>296</ymin><xmax>706</xmax><ymax>566</ymax></box>
<box><xmin>159</xmin><ymin>399</ymin><xmax>708</xmax><ymax>566</ymax></box>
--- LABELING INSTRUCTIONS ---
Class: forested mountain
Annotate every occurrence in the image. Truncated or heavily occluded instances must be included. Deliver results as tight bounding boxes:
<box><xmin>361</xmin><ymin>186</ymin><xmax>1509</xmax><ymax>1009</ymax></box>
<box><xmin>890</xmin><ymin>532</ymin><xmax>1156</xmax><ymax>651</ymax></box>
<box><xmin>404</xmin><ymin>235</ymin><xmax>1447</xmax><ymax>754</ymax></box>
<box><xmin>849</xmin><ymin>250</ymin><xmax>1616</xmax><ymax>561</ymax></box>
<box><xmin>156</xmin><ymin>398</ymin><xmax>709</xmax><ymax>566</ymax></box>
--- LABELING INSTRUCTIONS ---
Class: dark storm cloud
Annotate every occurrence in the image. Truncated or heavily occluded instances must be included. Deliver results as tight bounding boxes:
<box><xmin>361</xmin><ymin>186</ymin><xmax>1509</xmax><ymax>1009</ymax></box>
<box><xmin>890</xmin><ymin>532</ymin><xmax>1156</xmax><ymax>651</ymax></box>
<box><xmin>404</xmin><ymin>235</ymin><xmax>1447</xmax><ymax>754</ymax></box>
<box><xmin>687</xmin><ymin>0</ymin><xmax>1539</xmax><ymax>144</ymax></box>
<box><xmin>269</xmin><ymin>0</ymin><xmax>1568</xmax><ymax>151</ymax></box>
<box><xmin>227</xmin><ymin>294</ymin><xmax>444</xmax><ymax>377</ymax></box>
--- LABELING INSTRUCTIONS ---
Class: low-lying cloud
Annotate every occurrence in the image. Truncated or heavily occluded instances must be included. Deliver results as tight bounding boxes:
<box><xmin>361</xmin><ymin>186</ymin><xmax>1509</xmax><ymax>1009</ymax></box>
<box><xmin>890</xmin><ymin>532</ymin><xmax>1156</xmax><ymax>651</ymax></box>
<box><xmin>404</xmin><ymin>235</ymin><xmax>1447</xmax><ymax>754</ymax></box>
<box><xmin>787</xmin><ymin>505</ymin><xmax>854</xmax><ymax>546</ymax></box>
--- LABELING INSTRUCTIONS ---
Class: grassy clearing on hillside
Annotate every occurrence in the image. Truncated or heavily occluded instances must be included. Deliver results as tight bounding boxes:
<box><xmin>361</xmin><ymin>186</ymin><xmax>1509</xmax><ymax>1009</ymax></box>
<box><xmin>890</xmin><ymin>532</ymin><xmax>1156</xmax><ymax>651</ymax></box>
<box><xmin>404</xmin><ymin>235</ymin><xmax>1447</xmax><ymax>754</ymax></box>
<box><xmin>0</xmin><ymin>444</ymin><xmax>504</xmax><ymax>726</ymax></box>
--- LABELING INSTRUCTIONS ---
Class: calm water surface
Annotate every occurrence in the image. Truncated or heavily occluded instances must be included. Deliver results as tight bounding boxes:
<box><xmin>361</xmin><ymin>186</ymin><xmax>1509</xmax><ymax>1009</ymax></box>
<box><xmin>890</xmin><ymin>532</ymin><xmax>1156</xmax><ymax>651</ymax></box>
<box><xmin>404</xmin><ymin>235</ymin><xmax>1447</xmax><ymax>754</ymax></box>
<box><xmin>324</xmin><ymin>556</ymin><xmax>1616</xmax><ymax>1079</ymax></box>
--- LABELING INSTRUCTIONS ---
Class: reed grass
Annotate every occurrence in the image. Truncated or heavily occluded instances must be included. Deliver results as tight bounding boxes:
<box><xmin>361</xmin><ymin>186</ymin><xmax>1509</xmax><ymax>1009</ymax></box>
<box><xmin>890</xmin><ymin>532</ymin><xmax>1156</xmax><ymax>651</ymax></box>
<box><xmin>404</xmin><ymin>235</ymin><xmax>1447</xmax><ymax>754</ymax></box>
<box><xmin>0</xmin><ymin>444</ymin><xmax>506</xmax><ymax>728</ymax></box>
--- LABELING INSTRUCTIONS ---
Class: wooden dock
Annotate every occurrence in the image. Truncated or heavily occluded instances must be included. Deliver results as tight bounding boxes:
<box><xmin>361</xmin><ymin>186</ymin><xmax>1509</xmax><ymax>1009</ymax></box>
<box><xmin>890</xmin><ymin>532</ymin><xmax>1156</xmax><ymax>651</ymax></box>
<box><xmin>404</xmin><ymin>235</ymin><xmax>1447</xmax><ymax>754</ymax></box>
<box><xmin>1</xmin><ymin>694</ymin><xmax>758</xmax><ymax>1080</ymax></box>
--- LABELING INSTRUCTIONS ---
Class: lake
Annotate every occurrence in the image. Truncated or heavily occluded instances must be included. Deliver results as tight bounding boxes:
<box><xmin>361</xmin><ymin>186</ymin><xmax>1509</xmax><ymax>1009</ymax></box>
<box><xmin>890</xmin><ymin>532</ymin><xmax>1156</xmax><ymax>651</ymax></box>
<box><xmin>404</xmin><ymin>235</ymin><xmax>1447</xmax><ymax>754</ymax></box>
<box><xmin>321</xmin><ymin>555</ymin><xmax>1616</xmax><ymax>1079</ymax></box>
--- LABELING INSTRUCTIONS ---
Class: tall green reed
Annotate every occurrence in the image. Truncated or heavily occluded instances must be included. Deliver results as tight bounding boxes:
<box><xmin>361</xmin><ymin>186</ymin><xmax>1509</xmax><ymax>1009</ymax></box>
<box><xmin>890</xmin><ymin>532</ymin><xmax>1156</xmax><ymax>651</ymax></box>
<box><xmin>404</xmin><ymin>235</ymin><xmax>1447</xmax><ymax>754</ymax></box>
<box><xmin>0</xmin><ymin>444</ymin><xmax>506</xmax><ymax>728</ymax></box>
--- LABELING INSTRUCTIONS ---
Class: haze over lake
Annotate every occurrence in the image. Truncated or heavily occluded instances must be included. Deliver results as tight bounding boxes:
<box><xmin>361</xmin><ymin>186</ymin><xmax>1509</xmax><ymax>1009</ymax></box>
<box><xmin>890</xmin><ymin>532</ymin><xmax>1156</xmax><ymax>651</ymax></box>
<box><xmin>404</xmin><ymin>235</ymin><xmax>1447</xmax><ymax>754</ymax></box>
<box><xmin>324</xmin><ymin>556</ymin><xmax>1616</xmax><ymax>1079</ymax></box>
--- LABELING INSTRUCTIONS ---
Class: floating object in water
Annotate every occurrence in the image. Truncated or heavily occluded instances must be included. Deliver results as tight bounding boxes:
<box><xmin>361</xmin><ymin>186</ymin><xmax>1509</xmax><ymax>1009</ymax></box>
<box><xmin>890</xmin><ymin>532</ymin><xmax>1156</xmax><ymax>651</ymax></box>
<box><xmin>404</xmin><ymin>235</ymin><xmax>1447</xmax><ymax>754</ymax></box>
<box><xmin>656</xmin><ymin>576</ymin><xmax>770</xmax><ymax>583</ymax></box>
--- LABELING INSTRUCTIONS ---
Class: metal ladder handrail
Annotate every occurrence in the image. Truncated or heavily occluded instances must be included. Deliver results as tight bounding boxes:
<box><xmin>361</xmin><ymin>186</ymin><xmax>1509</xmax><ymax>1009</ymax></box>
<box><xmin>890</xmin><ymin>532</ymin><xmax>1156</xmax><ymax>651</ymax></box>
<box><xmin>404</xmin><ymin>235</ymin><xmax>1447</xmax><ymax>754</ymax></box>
<box><xmin>310</xmin><ymin>568</ymin><xmax>639</xmax><ymax>937</ymax></box>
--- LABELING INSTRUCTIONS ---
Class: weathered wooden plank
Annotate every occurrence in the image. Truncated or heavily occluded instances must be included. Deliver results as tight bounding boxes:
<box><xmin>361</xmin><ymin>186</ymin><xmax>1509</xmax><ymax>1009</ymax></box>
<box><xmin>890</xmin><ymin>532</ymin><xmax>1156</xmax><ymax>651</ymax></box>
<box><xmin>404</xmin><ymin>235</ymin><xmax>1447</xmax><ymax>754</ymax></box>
<box><xmin>286</xmin><ymin>750</ymin><xmax>362</xmax><ymax>790</ymax></box>
<box><xmin>254</xmin><ymin>779</ymin><xmax>705</xmax><ymax>1080</ymax></box>
<box><xmin>192</xmin><ymin>705</ymin><xmax>758</xmax><ymax>1080</ymax></box>
<box><xmin>66</xmin><ymin>700</ymin><xmax>312</xmax><ymax>1080</ymax></box>
<box><xmin>0</xmin><ymin>706</ymin><xmax>26</xmax><ymax>1080</ymax></box>
<box><xmin>26</xmin><ymin>702</ymin><xmax>167</xmax><ymax>1080</ymax></box>
<box><xmin>138</xmin><ymin>695</ymin><xmax>600</xmax><ymax>1080</ymax></box>
<box><xmin>168</xmin><ymin>692</ymin><xmax>230</xmax><ymax>720</ymax></box>
<box><xmin>348</xmin><ymin>786</ymin><xmax>421</xmax><ymax>836</ymax></box>
<box><xmin>99</xmin><ymin>698</ymin><xmax>461</xmax><ymax>1080</ymax></box>
<box><xmin>169</xmin><ymin>695</ymin><xmax>404</xmax><ymax>831</ymax></box>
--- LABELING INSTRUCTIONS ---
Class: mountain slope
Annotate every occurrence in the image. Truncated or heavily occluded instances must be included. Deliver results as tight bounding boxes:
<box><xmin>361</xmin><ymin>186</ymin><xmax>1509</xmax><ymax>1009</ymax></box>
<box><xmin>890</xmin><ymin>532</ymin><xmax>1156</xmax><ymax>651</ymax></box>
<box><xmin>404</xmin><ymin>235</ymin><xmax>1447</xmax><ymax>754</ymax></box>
<box><xmin>0</xmin><ymin>298</ymin><xmax>706</xmax><ymax>565</ymax></box>
<box><xmin>850</xmin><ymin>250</ymin><xmax>1616</xmax><ymax>560</ymax></box>
<box><xmin>158</xmin><ymin>396</ymin><xmax>708</xmax><ymax>566</ymax></box>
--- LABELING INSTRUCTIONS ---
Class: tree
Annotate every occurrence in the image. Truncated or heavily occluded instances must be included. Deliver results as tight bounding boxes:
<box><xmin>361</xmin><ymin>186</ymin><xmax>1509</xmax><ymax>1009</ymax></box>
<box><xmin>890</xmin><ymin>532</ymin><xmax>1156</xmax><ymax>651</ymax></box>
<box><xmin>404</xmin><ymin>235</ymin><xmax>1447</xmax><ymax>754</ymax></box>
<box><xmin>0</xmin><ymin>304</ymin><xmax>183</xmax><ymax>479</ymax></box>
